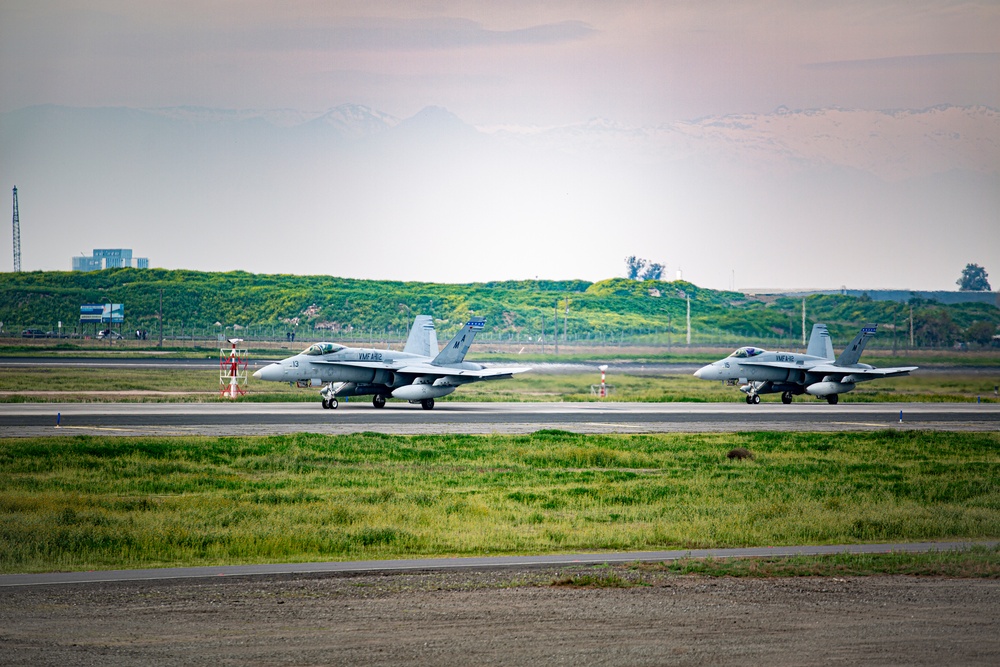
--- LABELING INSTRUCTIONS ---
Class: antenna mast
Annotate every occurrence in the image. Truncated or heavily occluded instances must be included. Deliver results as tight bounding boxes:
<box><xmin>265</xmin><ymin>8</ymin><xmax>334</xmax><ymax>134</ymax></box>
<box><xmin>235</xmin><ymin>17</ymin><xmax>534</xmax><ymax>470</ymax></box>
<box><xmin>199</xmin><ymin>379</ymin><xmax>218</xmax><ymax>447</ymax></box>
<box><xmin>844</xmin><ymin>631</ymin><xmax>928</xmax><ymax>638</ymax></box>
<box><xmin>12</xmin><ymin>186</ymin><xmax>20</xmax><ymax>272</ymax></box>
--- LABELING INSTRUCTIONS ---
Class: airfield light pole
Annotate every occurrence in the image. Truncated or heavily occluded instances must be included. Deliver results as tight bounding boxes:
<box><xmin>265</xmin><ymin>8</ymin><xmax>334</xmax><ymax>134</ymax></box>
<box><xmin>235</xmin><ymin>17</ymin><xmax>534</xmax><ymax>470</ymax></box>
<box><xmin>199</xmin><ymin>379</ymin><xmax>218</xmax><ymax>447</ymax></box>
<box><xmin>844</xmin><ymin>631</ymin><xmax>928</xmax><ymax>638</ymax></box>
<box><xmin>220</xmin><ymin>338</ymin><xmax>248</xmax><ymax>398</ymax></box>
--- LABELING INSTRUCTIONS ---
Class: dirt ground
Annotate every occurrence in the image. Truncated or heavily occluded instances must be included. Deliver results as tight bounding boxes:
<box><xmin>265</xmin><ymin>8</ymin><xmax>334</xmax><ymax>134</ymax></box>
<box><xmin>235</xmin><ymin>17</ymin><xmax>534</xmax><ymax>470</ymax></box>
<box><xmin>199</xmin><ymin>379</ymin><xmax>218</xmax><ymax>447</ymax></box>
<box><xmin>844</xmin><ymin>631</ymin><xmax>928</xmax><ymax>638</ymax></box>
<box><xmin>1</xmin><ymin>565</ymin><xmax>998</xmax><ymax>666</ymax></box>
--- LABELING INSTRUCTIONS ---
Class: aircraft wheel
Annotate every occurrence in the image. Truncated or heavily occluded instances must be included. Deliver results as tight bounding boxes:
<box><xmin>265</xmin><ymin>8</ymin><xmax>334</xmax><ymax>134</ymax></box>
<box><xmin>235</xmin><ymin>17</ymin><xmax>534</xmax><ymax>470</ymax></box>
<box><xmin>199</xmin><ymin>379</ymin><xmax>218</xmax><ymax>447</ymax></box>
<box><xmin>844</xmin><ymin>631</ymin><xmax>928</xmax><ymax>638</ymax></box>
<box><xmin>321</xmin><ymin>399</ymin><xmax>331</xmax><ymax>409</ymax></box>
<box><xmin>752</xmin><ymin>394</ymin><xmax>761</xmax><ymax>404</ymax></box>
<box><xmin>329</xmin><ymin>398</ymin><xmax>338</xmax><ymax>409</ymax></box>
<box><xmin>421</xmin><ymin>398</ymin><xmax>435</xmax><ymax>410</ymax></box>
<box><xmin>745</xmin><ymin>394</ymin><xmax>753</xmax><ymax>405</ymax></box>
<box><xmin>373</xmin><ymin>395</ymin><xmax>387</xmax><ymax>409</ymax></box>
<box><xmin>781</xmin><ymin>392</ymin><xmax>793</xmax><ymax>405</ymax></box>
<box><xmin>827</xmin><ymin>394</ymin><xmax>839</xmax><ymax>405</ymax></box>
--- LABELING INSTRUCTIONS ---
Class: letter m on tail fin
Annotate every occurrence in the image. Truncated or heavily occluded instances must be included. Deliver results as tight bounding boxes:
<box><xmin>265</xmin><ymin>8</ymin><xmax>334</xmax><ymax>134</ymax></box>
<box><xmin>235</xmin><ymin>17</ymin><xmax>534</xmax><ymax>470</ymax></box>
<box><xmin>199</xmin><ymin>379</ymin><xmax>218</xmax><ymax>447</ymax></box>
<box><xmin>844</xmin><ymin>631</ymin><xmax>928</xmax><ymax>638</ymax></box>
<box><xmin>834</xmin><ymin>325</ymin><xmax>878</xmax><ymax>367</ymax></box>
<box><xmin>432</xmin><ymin>318</ymin><xmax>485</xmax><ymax>366</ymax></box>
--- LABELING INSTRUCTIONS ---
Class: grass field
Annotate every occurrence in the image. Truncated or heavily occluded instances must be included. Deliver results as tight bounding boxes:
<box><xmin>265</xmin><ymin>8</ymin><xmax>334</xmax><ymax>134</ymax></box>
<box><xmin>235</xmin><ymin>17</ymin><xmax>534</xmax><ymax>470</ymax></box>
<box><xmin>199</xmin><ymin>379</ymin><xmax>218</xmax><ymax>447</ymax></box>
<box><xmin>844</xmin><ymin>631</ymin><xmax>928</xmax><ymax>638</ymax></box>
<box><xmin>1</xmin><ymin>366</ymin><xmax>997</xmax><ymax>403</ymax></box>
<box><xmin>1</xmin><ymin>430</ymin><xmax>997</xmax><ymax>574</ymax></box>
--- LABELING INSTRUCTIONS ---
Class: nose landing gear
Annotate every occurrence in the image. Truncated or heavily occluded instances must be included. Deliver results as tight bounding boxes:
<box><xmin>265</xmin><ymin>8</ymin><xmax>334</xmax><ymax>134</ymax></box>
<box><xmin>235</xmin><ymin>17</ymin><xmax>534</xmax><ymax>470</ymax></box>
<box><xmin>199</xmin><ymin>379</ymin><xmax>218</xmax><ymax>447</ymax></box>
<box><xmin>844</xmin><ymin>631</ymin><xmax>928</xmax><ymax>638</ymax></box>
<box><xmin>745</xmin><ymin>393</ymin><xmax>761</xmax><ymax>404</ymax></box>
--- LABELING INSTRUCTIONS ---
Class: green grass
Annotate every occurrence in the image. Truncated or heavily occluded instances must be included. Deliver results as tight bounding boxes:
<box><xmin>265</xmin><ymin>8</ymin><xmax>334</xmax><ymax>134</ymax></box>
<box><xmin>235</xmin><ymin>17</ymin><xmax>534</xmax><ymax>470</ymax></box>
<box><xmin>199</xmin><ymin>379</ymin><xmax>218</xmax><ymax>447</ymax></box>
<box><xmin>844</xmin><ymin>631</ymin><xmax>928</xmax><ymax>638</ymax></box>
<box><xmin>1</xmin><ymin>431</ymin><xmax>998</xmax><ymax>574</ymax></box>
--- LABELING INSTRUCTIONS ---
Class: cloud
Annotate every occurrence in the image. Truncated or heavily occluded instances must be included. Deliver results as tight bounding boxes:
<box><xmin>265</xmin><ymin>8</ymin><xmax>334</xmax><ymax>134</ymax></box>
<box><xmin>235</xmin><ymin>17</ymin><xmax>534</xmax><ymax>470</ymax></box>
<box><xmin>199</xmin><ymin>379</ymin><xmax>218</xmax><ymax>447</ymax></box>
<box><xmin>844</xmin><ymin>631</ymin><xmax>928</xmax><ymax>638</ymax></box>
<box><xmin>804</xmin><ymin>52</ymin><xmax>1000</xmax><ymax>70</ymax></box>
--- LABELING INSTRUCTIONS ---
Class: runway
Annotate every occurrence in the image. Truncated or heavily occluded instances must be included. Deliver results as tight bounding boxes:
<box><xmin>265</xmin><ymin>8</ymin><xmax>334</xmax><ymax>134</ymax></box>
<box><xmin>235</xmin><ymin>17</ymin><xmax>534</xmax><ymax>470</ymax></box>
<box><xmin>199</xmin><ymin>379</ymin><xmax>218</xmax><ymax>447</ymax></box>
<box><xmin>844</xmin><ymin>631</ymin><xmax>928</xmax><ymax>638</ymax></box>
<box><xmin>1</xmin><ymin>540</ymin><xmax>992</xmax><ymax>588</ymax></box>
<box><xmin>1</xmin><ymin>401</ymin><xmax>997</xmax><ymax>437</ymax></box>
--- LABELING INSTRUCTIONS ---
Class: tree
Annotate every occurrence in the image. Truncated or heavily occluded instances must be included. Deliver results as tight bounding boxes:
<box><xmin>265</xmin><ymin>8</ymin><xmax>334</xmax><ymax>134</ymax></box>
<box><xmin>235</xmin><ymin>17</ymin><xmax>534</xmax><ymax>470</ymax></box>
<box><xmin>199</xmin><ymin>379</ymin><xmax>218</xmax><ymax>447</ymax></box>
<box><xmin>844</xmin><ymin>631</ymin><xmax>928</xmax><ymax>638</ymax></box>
<box><xmin>640</xmin><ymin>262</ymin><xmax>664</xmax><ymax>281</ymax></box>
<box><xmin>965</xmin><ymin>321</ymin><xmax>997</xmax><ymax>346</ymax></box>
<box><xmin>624</xmin><ymin>256</ymin><xmax>644</xmax><ymax>280</ymax></box>
<box><xmin>625</xmin><ymin>256</ymin><xmax>665</xmax><ymax>281</ymax></box>
<box><xmin>956</xmin><ymin>263</ymin><xmax>991</xmax><ymax>291</ymax></box>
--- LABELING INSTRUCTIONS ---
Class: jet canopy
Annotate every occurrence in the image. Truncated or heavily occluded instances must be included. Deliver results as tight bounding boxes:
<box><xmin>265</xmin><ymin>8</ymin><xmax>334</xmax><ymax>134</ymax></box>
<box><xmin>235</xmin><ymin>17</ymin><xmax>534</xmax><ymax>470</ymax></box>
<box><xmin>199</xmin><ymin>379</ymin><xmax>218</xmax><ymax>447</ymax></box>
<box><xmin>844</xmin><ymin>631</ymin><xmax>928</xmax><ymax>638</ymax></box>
<box><xmin>728</xmin><ymin>346</ymin><xmax>765</xmax><ymax>358</ymax></box>
<box><xmin>302</xmin><ymin>342</ymin><xmax>345</xmax><ymax>356</ymax></box>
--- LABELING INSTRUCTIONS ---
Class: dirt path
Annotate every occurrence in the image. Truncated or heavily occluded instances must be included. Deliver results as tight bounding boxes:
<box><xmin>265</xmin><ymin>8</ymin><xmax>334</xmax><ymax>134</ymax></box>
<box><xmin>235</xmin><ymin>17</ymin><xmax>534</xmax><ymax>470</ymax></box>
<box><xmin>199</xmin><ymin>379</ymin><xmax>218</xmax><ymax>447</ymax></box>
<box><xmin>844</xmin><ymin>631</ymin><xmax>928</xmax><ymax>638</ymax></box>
<box><xmin>2</xmin><ymin>566</ymin><xmax>997</xmax><ymax>666</ymax></box>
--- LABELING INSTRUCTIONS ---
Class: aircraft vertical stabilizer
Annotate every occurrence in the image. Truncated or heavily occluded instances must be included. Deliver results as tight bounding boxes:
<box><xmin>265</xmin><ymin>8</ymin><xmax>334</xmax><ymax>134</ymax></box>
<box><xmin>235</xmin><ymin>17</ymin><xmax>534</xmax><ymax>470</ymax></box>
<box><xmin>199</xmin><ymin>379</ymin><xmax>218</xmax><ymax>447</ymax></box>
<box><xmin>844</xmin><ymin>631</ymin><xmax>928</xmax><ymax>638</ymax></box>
<box><xmin>834</xmin><ymin>325</ymin><xmax>877</xmax><ymax>366</ymax></box>
<box><xmin>403</xmin><ymin>315</ymin><xmax>437</xmax><ymax>357</ymax></box>
<box><xmin>432</xmin><ymin>318</ymin><xmax>485</xmax><ymax>366</ymax></box>
<box><xmin>806</xmin><ymin>323</ymin><xmax>835</xmax><ymax>360</ymax></box>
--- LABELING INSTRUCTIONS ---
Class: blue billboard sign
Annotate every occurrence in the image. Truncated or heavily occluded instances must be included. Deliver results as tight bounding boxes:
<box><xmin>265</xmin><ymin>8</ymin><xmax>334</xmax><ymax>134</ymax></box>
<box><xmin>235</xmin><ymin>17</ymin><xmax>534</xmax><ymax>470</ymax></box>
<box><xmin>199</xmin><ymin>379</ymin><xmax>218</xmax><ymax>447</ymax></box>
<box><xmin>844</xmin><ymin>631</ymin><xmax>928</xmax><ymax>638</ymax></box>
<box><xmin>80</xmin><ymin>304</ymin><xmax>104</xmax><ymax>322</ymax></box>
<box><xmin>104</xmin><ymin>304</ymin><xmax>124</xmax><ymax>323</ymax></box>
<box><xmin>80</xmin><ymin>303</ymin><xmax>124</xmax><ymax>323</ymax></box>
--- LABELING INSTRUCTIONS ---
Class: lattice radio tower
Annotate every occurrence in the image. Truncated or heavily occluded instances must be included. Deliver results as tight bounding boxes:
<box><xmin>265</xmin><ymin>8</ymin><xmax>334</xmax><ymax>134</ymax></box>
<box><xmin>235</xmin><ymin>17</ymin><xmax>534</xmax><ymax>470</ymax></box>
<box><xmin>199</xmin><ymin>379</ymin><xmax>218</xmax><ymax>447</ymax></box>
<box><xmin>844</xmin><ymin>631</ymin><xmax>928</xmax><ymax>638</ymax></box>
<box><xmin>11</xmin><ymin>186</ymin><xmax>20</xmax><ymax>272</ymax></box>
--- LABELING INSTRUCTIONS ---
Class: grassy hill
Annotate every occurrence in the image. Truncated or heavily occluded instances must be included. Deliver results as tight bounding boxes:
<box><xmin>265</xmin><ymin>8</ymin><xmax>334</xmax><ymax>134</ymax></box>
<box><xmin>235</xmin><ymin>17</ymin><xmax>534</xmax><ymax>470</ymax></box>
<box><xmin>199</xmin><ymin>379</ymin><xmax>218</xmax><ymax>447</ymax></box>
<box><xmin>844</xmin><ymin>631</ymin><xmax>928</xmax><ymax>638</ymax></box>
<box><xmin>1</xmin><ymin>269</ymin><xmax>996</xmax><ymax>348</ymax></box>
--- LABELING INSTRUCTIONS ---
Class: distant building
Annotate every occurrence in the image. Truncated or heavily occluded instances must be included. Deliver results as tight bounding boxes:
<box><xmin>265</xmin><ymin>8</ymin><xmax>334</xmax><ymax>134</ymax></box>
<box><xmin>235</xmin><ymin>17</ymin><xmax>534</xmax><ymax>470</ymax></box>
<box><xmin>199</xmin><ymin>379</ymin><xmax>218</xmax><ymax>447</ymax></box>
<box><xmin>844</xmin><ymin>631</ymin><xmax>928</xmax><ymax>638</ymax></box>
<box><xmin>72</xmin><ymin>256</ymin><xmax>102</xmax><ymax>271</ymax></box>
<box><xmin>72</xmin><ymin>249</ymin><xmax>149</xmax><ymax>271</ymax></box>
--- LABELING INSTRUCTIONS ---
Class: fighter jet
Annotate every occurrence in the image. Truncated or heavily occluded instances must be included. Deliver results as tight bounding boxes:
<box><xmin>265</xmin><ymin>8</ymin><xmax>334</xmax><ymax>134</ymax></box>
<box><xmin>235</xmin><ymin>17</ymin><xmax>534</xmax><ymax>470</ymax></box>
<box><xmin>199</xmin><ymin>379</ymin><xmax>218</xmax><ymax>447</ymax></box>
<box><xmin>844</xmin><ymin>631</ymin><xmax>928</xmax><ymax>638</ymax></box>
<box><xmin>693</xmin><ymin>323</ymin><xmax>916</xmax><ymax>404</ymax></box>
<box><xmin>252</xmin><ymin>315</ymin><xmax>529</xmax><ymax>409</ymax></box>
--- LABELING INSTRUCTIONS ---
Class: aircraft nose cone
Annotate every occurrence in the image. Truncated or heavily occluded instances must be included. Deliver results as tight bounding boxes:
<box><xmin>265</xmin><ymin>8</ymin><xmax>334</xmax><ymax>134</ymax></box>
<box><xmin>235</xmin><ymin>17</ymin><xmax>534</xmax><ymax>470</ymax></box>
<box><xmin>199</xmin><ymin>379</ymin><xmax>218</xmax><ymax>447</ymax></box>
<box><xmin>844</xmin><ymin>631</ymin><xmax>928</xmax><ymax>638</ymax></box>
<box><xmin>693</xmin><ymin>365</ymin><xmax>708</xmax><ymax>379</ymax></box>
<box><xmin>253</xmin><ymin>363</ymin><xmax>282</xmax><ymax>381</ymax></box>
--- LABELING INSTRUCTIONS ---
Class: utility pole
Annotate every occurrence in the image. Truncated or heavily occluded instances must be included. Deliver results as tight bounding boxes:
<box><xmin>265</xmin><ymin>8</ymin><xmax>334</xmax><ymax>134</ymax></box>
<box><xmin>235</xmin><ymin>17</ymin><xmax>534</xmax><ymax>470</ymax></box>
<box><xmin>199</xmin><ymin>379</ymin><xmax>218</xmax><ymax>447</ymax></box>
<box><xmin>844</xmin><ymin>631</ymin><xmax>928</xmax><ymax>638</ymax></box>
<box><xmin>11</xmin><ymin>186</ymin><xmax>20</xmax><ymax>272</ymax></box>
<box><xmin>801</xmin><ymin>298</ymin><xmax>806</xmax><ymax>346</ymax></box>
<box><xmin>909</xmin><ymin>305</ymin><xmax>914</xmax><ymax>347</ymax></box>
<box><xmin>686</xmin><ymin>295</ymin><xmax>691</xmax><ymax>346</ymax></box>
<box><xmin>553</xmin><ymin>302</ymin><xmax>559</xmax><ymax>355</ymax></box>
<box><xmin>563</xmin><ymin>296</ymin><xmax>568</xmax><ymax>348</ymax></box>
<box><xmin>158</xmin><ymin>289</ymin><xmax>164</xmax><ymax>348</ymax></box>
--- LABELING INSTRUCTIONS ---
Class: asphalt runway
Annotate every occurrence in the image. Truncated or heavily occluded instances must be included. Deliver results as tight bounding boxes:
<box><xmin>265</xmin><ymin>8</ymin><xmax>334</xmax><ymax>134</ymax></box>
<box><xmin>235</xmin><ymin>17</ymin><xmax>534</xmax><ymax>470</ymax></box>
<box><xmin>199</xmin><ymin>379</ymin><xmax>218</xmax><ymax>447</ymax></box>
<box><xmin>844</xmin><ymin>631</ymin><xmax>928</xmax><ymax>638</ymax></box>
<box><xmin>1</xmin><ymin>540</ymin><xmax>992</xmax><ymax>588</ymax></box>
<box><xmin>1</xmin><ymin>401</ymin><xmax>997</xmax><ymax>437</ymax></box>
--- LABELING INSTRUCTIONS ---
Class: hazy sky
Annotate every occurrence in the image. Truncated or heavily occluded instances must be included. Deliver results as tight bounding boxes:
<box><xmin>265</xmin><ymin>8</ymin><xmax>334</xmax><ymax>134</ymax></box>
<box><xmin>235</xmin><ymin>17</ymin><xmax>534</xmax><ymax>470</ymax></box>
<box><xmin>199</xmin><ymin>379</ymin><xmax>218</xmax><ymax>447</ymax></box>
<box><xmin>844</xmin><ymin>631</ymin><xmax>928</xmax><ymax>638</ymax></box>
<box><xmin>1</xmin><ymin>1</ymin><xmax>999</xmax><ymax>290</ymax></box>
<box><xmin>3</xmin><ymin>1</ymin><xmax>999</xmax><ymax>123</ymax></box>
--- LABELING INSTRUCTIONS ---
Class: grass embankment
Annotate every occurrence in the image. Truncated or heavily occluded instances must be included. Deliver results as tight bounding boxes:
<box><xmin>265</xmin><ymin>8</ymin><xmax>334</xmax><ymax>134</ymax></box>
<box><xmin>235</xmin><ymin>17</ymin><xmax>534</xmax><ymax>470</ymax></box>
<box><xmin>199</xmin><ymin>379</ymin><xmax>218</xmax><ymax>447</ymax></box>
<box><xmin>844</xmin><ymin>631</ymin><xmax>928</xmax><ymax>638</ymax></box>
<box><xmin>1</xmin><ymin>367</ymin><xmax>997</xmax><ymax>403</ymax></box>
<box><xmin>1</xmin><ymin>431</ymin><xmax>997</xmax><ymax>574</ymax></box>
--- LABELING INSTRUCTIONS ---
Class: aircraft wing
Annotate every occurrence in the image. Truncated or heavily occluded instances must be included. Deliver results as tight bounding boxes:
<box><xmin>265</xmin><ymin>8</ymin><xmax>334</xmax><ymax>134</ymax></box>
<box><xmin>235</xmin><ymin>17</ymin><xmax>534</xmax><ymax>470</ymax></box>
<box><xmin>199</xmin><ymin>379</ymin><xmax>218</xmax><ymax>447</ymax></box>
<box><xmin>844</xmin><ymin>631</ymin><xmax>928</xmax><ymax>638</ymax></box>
<box><xmin>395</xmin><ymin>364</ymin><xmax>531</xmax><ymax>379</ymax></box>
<box><xmin>809</xmin><ymin>364</ymin><xmax>917</xmax><ymax>379</ymax></box>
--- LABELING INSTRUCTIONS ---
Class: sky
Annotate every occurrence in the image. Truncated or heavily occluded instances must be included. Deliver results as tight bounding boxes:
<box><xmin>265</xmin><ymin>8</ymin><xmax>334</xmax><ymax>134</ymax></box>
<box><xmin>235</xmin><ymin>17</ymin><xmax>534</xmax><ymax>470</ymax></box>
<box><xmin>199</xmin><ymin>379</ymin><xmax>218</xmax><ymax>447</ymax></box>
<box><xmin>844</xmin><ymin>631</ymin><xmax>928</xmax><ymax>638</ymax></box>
<box><xmin>1</xmin><ymin>1</ymin><xmax>999</xmax><ymax>290</ymax></box>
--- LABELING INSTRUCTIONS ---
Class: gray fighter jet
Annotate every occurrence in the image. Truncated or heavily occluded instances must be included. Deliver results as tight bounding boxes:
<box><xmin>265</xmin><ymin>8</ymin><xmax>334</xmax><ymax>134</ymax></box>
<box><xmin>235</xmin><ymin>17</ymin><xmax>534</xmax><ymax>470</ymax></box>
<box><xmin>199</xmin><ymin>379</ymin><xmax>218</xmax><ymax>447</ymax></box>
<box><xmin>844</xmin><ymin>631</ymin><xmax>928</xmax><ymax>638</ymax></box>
<box><xmin>693</xmin><ymin>324</ymin><xmax>916</xmax><ymax>404</ymax></box>
<box><xmin>252</xmin><ymin>315</ymin><xmax>529</xmax><ymax>409</ymax></box>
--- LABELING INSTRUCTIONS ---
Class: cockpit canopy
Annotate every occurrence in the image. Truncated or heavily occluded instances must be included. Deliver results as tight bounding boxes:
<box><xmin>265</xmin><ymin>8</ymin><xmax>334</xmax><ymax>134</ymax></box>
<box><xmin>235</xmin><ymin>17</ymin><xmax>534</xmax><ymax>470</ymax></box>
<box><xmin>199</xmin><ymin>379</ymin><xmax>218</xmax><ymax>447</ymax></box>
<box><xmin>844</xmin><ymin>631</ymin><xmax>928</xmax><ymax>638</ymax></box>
<box><xmin>728</xmin><ymin>346</ymin><xmax>765</xmax><ymax>359</ymax></box>
<box><xmin>302</xmin><ymin>342</ymin><xmax>345</xmax><ymax>356</ymax></box>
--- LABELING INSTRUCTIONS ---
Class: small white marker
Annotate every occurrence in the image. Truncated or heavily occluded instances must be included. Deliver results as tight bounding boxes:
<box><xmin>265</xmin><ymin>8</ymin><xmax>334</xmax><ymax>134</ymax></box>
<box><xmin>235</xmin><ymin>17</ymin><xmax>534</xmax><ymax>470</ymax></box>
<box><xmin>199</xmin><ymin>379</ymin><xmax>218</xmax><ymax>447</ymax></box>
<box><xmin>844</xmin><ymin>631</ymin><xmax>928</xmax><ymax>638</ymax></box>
<box><xmin>899</xmin><ymin>410</ymin><xmax>903</xmax><ymax>424</ymax></box>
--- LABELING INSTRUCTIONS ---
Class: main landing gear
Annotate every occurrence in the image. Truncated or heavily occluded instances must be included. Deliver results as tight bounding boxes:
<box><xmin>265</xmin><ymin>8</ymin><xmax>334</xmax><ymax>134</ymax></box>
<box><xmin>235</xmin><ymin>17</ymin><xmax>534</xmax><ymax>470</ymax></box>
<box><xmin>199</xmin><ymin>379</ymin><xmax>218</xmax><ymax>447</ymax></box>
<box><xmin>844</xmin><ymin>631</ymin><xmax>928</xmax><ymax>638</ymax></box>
<box><xmin>781</xmin><ymin>391</ymin><xmax>793</xmax><ymax>405</ymax></box>
<box><xmin>745</xmin><ymin>393</ymin><xmax>760</xmax><ymax>404</ymax></box>
<box><xmin>373</xmin><ymin>394</ymin><xmax>387</xmax><ymax>409</ymax></box>
<box><xmin>827</xmin><ymin>394</ymin><xmax>839</xmax><ymax>405</ymax></box>
<box><xmin>322</xmin><ymin>398</ymin><xmax>338</xmax><ymax>409</ymax></box>
<box><xmin>421</xmin><ymin>398</ymin><xmax>435</xmax><ymax>410</ymax></box>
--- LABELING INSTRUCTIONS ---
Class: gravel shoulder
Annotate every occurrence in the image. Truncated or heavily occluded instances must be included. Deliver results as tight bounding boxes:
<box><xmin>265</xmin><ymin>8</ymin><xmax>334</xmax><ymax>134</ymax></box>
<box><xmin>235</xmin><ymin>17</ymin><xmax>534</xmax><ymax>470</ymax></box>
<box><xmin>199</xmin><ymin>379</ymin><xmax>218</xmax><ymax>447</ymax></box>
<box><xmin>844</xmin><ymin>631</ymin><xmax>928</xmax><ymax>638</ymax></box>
<box><xmin>2</xmin><ymin>565</ymin><xmax>997</xmax><ymax>666</ymax></box>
